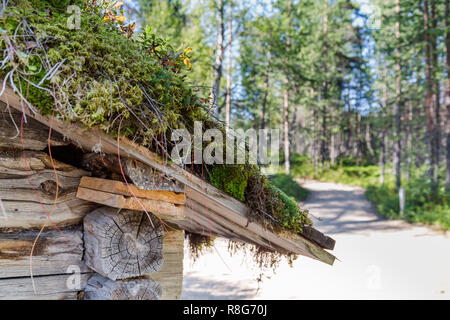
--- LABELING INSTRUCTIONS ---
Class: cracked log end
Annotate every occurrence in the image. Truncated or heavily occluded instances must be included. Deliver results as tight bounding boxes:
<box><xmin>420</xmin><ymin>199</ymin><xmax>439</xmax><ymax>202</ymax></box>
<box><xmin>84</xmin><ymin>274</ymin><xmax>162</xmax><ymax>300</ymax></box>
<box><xmin>83</xmin><ymin>207</ymin><xmax>163</xmax><ymax>281</ymax></box>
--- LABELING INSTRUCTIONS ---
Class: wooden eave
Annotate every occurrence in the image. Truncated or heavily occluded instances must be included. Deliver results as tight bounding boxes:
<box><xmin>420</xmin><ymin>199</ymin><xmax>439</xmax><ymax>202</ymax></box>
<box><xmin>1</xmin><ymin>86</ymin><xmax>336</xmax><ymax>265</ymax></box>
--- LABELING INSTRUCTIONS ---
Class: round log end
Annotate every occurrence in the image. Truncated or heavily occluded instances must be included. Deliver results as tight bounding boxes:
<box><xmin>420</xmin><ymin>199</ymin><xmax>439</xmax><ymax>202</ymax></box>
<box><xmin>83</xmin><ymin>207</ymin><xmax>163</xmax><ymax>280</ymax></box>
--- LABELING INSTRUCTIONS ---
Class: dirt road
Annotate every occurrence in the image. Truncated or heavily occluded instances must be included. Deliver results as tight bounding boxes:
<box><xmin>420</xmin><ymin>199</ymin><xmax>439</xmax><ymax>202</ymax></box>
<box><xmin>181</xmin><ymin>180</ymin><xmax>450</xmax><ymax>299</ymax></box>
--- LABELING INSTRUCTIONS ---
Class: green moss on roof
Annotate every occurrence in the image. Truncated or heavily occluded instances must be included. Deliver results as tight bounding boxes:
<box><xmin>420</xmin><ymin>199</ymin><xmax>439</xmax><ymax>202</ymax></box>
<box><xmin>0</xmin><ymin>0</ymin><xmax>312</xmax><ymax>235</ymax></box>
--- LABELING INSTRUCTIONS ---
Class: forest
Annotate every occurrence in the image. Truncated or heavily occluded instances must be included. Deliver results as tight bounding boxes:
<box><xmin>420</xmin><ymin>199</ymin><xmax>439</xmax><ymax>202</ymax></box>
<box><xmin>120</xmin><ymin>0</ymin><xmax>449</xmax><ymax>229</ymax></box>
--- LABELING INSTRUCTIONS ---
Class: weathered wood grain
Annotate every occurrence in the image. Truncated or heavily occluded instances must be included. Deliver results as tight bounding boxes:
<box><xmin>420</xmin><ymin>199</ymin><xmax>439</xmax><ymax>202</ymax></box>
<box><xmin>302</xmin><ymin>226</ymin><xmax>335</xmax><ymax>250</ymax></box>
<box><xmin>83</xmin><ymin>207</ymin><xmax>164</xmax><ymax>281</ymax></box>
<box><xmin>79</xmin><ymin>176</ymin><xmax>186</xmax><ymax>205</ymax></box>
<box><xmin>0</xmin><ymin>273</ymin><xmax>91</xmax><ymax>300</ymax></box>
<box><xmin>146</xmin><ymin>229</ymin><xmax>184</xmax><ymax>300</ymax></box>
<box><xmin>0</xmin><ymin>151</ymin><xmax>97</xmax><ymax>230</ymax></box>
<box><xmin>0</xmin><ymin>198</ymin><xmax>98</xmax><ymax>231</ymax></box>
<box><xmin>0</xmin><ymin>227</ymin><xmax>89</xmax><ymax>278</ymax></box>
<box><xmin>84</xmin><ymin>274</ymin><xmax>162</xmax><ymax>300</ymax></box>
<box><xmin>0</xmin><ymin>100</ymin><xmax>68</xmax><ymax>151</ymax></box>
<box><xmin>80</xmin><ymin>153</ymin><xmax>185</xmax><ymax>192</ymax></box>
<box><xmin>76</xmin><ymin>187</ymin><xmax>185</xmax><ymax>219</ymax></box>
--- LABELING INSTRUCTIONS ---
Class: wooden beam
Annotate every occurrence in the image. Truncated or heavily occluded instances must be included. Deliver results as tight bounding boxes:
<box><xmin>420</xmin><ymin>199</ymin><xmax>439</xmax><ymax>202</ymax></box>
<box><xmin>0</xmin><ymin>273</ymin><xmax>91</xmax><ymax>300</ymax></box>
<box><xmin>84</xmin><ymin>274</ymin><xmax>162</xmax><ymax>300</ymax></box>
<box><xmin>0</xmin><ymin>228</ymin><xmax>89</xmax><ymax>278</ymax></box>
<box><xmin>76</xmin><ymin>187</ymin><xmax>185</xmax><ymax>219</ymax></box>
<box><xmin>0</xmin><ymin>101</ymin><xmax>69</xmax><ymax>151</ymax></box>
<box><xmin>146</xmin><ymin>229</ymin><xmax>184</xmax><ymax>300</ymax></box>
<box><xmin>79</xmin><ymin>176</ymin><xmax>185</xmax><ymax>205</ymax></box>
<box><xmin>301</xmin><ymin>226</ymin><xmax>335</xmax><ymax>250</ymax></box>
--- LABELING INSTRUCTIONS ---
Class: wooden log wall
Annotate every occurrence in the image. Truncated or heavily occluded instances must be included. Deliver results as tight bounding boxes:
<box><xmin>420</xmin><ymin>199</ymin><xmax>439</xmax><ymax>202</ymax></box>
<box><xmin>0</xmin><ymin>102</ymin><xmax>95</xmax><ymax>299</ymax></box>
<box><xmin>0</xmin><ymin>101</ymin><xmax>185</xmax><ymax>300</ymax></box>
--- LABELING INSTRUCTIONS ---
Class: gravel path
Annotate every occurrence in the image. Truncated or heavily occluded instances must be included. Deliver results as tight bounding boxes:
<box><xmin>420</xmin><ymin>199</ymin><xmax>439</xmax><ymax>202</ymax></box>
<box><xmin>181</xmin><ymin>180</ymin><xmax>450</xmax><ymax>299</ymax></box>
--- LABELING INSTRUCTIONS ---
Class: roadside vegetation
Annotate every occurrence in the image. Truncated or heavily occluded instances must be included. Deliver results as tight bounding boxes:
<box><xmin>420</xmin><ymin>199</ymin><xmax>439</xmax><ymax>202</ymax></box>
<box><xmin>286</xmin><ymin>153</ymin><xmax>450</xmax><ymax>231</ymax></box>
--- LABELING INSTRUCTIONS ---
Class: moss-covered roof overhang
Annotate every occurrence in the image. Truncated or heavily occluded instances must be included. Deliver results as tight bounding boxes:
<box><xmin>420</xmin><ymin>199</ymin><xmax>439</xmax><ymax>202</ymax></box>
<box><xmin>0</xmin><ymin>1</ymin><xmax>336</xmax><ymax>263</ymax></box>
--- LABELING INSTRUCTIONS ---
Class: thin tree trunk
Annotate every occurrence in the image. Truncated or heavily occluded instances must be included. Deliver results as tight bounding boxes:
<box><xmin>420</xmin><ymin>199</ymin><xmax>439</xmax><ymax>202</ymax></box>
<box><xmin>320</xmin><ymin>0</ymin><xmax>329</xmax><ymax>164</ymax></box>
<box><xmin>394</xmin><ymin>0</ymin><xmax>402</xmax><ymax>191</ymax></box>
<box><xmin>225</xmin><ymin>0</ymin><xmax>232</xmax><ymax>130</ymax></box>
<box><xmin>423</xmin><ymin>0</ymin><xmax>437</xmax><ymax>192</ymax></box>
<box><xmin>355</xmin><ymin>112</ymin><xmax>362</xmax><ymax>165</ymax></box>
<box><xmin>209</xmin><ymin>0</ymin><xmax>225</xmax><ymax>115</ymax></box>
<box><xmin>431</xmin><ymin>1</ymin><xmax>440</xmax><ymax>191</ymax></box>
<box><xmin>330</xmin><ymin>107</ymin><xmax>336</xmax><ymax>166</ymax></box>
<box><xmin>259</xmin><ymin>51</ymin><xmax>271</xmax><ymax>131</ymax></box>
<box><xmin>406</xmin><ymin>101</ymin><xmax>413</xmax><ymax>182</ymax></box>
<box><xmin>366</xmin><ymin>122</ymin><xmax>375</xmax><ymax>158</ymax></box>
<box><xmin>283</xmin><ymin>0</ymin><xmax>292</xmax><ymax>175</ymax></box>
<box><xmin>380</xmin><ymin>70</ymin><xmax>387</xmax><ymax>185</ymax></box>
<box><xmin>446</xmin><ymin>0</ymin><xmax>450</xmax><ymax>189</ymax></box>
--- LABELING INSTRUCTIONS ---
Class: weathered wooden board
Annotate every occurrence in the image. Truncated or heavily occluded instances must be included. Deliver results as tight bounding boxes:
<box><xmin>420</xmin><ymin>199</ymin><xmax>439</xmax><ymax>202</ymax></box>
<box><xmin>0</xmin><ymin>198</ymin><xmax>98</xmax><ymax>230</ymax></box>
<box><xmin>76</xmin><ymin>187</ymin><xmax>185</xmax><ymax>219</ymax></box>
<box><xmin>0</xmin><ymin>227</ymin><xmax>89</xmax><ymax>278</ymax></box>
<box><xmin>0</xmin><ymin>100</ymin><xmax>68</xmax><ymax>151</ymax></box>
<box><xmin>186</xmin><ymin>190</ymin><xmax>336</xmax><ymax>265</ymax></box>
<box><xmin>79</xmin><ymin>176</ymin><xmax>186</xmax><ymax>205</ymax></box>
<box><xmin>1</xmin><ymin>86</ymin><xmax>336</xmax><ymax>265</ymax></box>
<box><xmin>0</xmin><ymin>273</ymin><xmax>91</xmax><ymax>300</ymax></box>
<box><xmin>80</xmin><ymin>153</ymin><xmax>185</xmax><ymax>193</ymax></box>
<box><xmin>84</xmin><ymin>274</ymin><xmax>162</xmax><ymax>300</ymax></box>
<box><xmin>302</xmin><ymin>226</ymin><xmax>335</xmax><ymax>250</ymax></box>
<box><xmin>146</xmin><ymin>229</ymin><xmax>184</xmax><ymax>300</ymax></box>
<box><xmin>0</xmin><ymin>151</ymin><xmax>98</xmax><ymax>230</ymax></box>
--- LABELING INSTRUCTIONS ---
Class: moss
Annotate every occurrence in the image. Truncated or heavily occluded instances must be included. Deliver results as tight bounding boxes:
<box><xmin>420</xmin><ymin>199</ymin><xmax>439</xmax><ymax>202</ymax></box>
<box><xmin>268</xmin><ymin>184</ymin><xmax>311</xmax><ymax>232</ymax></box>
<box><xmin>209</xmin><ymin>165</ymin><xmax>249</xmax><ymax>202</ymax></box>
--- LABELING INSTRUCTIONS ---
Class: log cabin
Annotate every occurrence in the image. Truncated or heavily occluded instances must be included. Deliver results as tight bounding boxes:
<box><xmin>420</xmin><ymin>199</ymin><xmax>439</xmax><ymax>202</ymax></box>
<box><xmin>0</xmin><ymin>1</ymin><xmax>336</xmax><ymax>300</ymax></box>
<box><xmin>0</xmin><ymin>86</ymin><xmax>335</xmax><ymax>300</ymax></box>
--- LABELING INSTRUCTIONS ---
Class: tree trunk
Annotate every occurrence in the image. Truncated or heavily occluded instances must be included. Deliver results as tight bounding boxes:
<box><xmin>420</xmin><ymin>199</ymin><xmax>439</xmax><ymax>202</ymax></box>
<box><xmin>283</xmin><ymin>84</ymin><xmax>290</xmax><ymax>174</ymax></box>
<box><xmin>320</xmin><ymin>0</ymin><xmax>329</xmax><ymax>164</ymax></box>
<box><xmin>355</xmin><ymin>112</ymin><xmax>361</xmax><ymax>165</ymax></box>
<box><xmin>423</xmin><ymin>0</ymin><xmax>437</xmax><ymax>192</ymax></box>
<box><xmin>225</xmin><ymin>0</ymin><xmax>232</xmax><ymax>129</ymax></box>
<box><xmin>406</xmin><ymin>101</ymin><xmax>413</xmax><ymax>182</ymax></box>
<box><xmin>283</xmin><ymin>0</ymin><xmax>292</xmax><ymax>175</ymax></box>
<box><xmin>209</xmin><ymin>0</ymin><xmax>225</xmax><ymax>115</ymax></box>
<box><xmin>431</xmin><ymin>1</ymin><xmax>440</xmax><ymax>191</ymax></box>
<box><xmin>394</xmin><ymin>0</ymin><xmax>402</xmax><ymax>191</ymax></box>
<box><xmin>259</xmin><ymin>50</ymin><xmax>271</xmax><ymax>131</ymax></box>
<box><xmin>446</xmin><ymin>0</ymin><xmax>450</xmax><ymax>189</ymax></box>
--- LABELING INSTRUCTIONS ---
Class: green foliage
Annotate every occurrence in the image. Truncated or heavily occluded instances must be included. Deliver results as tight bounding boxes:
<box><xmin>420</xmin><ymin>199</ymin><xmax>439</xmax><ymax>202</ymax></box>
<box><xmin>269</xmin><ymin>173</ymin><xmax>309</xmax><ymax>202</ymax></box>
<box><xmin>209</xmin><ymin>165</ymin><xmax>249</xmax><ymax>202</ymax></box>
<box><xmin>289</xmin><ymin>154</ymin><xmax>450</xmax><ymax>230</ymax></box>
<box><xmin>366</xmin><ymin>182</ymin><xmax>450</xmax><ymax>231</ymax></box>
<box><xmin>265</xmin><ymin>183</ymin><xmax>311</xmax><ymax>233</ymax></box>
